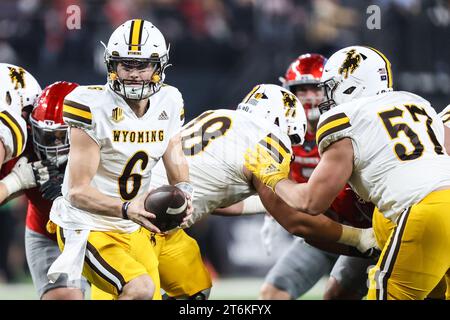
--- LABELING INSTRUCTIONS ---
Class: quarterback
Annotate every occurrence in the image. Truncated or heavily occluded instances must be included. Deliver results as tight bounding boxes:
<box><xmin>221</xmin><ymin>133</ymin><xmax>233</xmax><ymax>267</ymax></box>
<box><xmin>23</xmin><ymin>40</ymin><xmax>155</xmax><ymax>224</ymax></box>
<box><xmin>48</xmin><ymin>19</ymin><xmax>192</xmax><ymax>300</ymax></box>
<box><xmin>246</xmin><ymin>46</ymin><xmax>450</xmax><ymax>300</ymax></box>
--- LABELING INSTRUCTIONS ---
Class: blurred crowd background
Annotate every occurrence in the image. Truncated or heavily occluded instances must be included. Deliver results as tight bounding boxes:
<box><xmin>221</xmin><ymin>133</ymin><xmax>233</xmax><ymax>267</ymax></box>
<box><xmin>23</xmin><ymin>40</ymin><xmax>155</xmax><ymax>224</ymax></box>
<box><xmin>0</xmin><ymin>0</ymin><xmax>449</xmax><ymax>284</ymax></box>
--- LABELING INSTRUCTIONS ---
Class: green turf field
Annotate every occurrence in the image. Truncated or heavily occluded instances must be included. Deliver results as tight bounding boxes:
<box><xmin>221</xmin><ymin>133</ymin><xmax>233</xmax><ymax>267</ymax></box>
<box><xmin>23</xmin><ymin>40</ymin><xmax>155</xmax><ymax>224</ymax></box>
<box><xmin>0</xmin><ymin>277</ymin><xmax>325</xmax><ymax>300</ymax></box>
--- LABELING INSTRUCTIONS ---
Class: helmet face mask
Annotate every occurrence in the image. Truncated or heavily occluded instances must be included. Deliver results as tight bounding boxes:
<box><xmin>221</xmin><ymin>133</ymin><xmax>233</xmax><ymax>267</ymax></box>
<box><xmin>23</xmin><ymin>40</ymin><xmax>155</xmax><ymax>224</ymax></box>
<box><xmin>104</xmin><ymin>19</ymin><xmax>170</xmax><ymax>100</ymax></box>
<box><xmin>30</xmin><ymin>117</ymin><xmax>69</xmax><ymax>161</ymax></box>
<box><xmin>318</xmin><ymin>77</ymin><xmax>339</xmax><ymax>114</ymax></box>
<box><xmin>30</xmin><ymin>81</ymin><xmax>78</xmax><ymax>161</ymax></box>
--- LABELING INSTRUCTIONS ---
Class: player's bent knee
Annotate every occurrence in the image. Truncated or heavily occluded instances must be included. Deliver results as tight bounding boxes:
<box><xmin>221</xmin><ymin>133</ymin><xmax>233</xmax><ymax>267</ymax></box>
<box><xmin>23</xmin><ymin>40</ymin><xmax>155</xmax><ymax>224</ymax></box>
<box><xmin>120</xmin><ymin>275</ymin><xmax>155</xmax><ymax>300</ymax></box>
<box><xmin>259</xmin><ymin>283</ymin><xmax>292</xmax><ymax>300</ymax></box>
<box><xmin>42</xmin><ymin>287</ymin><xmax>84</xmax><ymax>300</ymax></box>
<box><xmin>323</xmin><ymin>277</ymin><xmax>362</xmax><ymax>300</ymax></box>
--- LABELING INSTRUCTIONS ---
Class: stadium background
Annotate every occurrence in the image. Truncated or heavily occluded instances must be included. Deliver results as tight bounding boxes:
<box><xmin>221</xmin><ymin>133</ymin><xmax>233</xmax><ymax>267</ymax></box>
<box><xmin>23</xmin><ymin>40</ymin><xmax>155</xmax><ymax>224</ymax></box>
<box><xmin>0</xmin><ymin>0</ymin><xmax>449</xmax><ymax>299</ymax></box>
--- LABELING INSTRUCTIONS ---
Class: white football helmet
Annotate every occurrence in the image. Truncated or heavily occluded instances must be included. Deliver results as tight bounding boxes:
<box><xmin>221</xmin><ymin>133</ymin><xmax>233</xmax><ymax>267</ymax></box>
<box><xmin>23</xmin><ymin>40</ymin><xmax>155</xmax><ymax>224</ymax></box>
<box><xmin>319</xmin><ymin>46</ymin><xmax>393</xmax><ymax>113</ymax></box>
<box><xmin>103</xmin><ymin>19</ymin><xmax>169</xmax><ymax>100</ymax></box>
<box><xmin>237</xmin><ymin>84</ymin><xmax>307</xmax><ymax>145</ymax></box>
<box><xmin>0</xmin><ymin>63</ymin><xmax>41</xmax><ymax>114</ymax></box>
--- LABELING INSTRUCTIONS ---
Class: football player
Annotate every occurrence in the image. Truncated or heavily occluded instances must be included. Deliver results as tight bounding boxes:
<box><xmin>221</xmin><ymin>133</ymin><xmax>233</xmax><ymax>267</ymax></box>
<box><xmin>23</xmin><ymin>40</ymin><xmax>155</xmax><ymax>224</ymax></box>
<box><xmin>90</xmin><ymin>83</ymin><xmax>378</xmax><ymax>300</ymax></box>
<box><xmin>0</xmin><ymin>63</ymin><xmax>41</xmax><ymax>200</ymax></box>
<box><xmin>246</xmin><ymin>46</ymin><xmax>450</xmax><ymax>300</ymax></box>
<box><xmin>0</xmin><ymin>81</ymin><xmax>90</xmax><ymax>299</ymax></box>
<box><xmin>259</xmin><ymin>54</ymin><xmax>375</xmax><ymax>300</ymax></box>
<box><xmin>47</xmin><ymin>19</ymin><xmax>193</xmax><ymax>300</ymax></box>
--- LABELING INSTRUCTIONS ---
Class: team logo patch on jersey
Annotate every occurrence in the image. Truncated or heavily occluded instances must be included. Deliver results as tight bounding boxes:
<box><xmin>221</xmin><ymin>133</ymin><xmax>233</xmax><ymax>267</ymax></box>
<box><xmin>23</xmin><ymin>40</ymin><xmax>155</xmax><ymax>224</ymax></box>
<box><xmin>112</xmin><ymin>107</ymin><xmax>124</xmax><ymax>122</ymax></box>
<box><xmin>158</xmin><ymin>110</ymin><xmax>169</xmax><ymax>120</ymax></box>
<box><xmin>8</xmin><ymin>66</ymin><xmax>26</xmax><ymax>90</ymax></box>
<box><xmin>338</xmin><ymin>49</ymin><xmax>361</xmax><ymax>79</ymax></box>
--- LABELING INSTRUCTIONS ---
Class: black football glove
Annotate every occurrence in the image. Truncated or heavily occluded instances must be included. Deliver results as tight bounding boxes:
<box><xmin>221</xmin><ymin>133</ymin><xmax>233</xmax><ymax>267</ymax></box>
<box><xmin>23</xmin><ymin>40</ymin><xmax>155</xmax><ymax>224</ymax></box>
<box><xmin>34</xmin><ymin>155</ymin><xmax>67</xmax><ymax>201</ymax></box>
<box><xmin>39</xmin><ymin>172</ymin><xmax>64</xmax><ymax>201</ymax></box>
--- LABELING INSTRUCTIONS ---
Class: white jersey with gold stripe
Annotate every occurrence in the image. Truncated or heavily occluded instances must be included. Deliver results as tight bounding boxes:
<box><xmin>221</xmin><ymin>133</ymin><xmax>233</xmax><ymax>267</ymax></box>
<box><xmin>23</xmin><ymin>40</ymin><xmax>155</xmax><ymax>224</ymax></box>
<box><xmin>150</xmin><ymin>109</ymin><xmax>292</xmax><ymax>226</ymax></box>
<box><xmin>50</xmin><ymin>84</ymin><xmax>184</xmax><ymax>232</ymax></box>
<box><xmin>439</xmin><ymin>104</ymin><xmax>450</xmax><ymax>127</ymax></box>
<box><xmin>0</xmin><ymin>104</ymin><xmax>27</xmax><ymax>162</ymax></box>
<box><xmin>317</xmin><ymin>91</ymin><xmax>450</xmax><ymax>221</ymax></box>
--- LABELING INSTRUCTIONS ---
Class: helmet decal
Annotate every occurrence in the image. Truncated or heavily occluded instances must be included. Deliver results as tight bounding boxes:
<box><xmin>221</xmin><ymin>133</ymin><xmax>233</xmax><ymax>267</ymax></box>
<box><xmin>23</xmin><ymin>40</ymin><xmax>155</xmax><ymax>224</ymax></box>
<box><xmin>8</xmin><ymin>67</ymin><xmax>26</xmax><ymax>90</ymax></box>
<box><xmin>338</xmin><ymin>49</ymin><xmax>362</xmax><ymax>79</ymax></box>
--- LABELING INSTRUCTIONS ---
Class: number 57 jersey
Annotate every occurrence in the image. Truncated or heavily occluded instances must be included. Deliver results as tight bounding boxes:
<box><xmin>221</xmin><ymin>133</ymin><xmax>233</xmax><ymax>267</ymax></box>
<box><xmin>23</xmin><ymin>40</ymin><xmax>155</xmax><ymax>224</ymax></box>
<box><xmin>317</xmin><ymin>91</ymin><xmax>450</xmax><ymax>221</ymax></box>
<box><xmin>151</xmin><ymin>108</ymin><xmax>292</xmax><ymax>225</ymax></box>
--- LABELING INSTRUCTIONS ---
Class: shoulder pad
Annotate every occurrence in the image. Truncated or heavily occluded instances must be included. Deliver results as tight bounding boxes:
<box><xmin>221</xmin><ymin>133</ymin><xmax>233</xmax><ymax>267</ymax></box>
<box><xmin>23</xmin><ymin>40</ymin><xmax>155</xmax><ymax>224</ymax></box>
<box><xmin>316</xmin><ymin>109</ymin><xmax>352</xmax><ymax>154</ymax></box>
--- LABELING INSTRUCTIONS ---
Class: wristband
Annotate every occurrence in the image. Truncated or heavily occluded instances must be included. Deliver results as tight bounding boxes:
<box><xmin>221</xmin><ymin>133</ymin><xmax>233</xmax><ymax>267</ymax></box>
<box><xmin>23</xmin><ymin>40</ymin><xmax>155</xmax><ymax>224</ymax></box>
<box><xmin>122</xmin><ymin>201</ymin><xmax>131</xmax><ymax>220</ymax></box>
<box><xmin>175</xmin><ymin>182</ymin><xmax>194</xmax><ymax>199</ymax></box>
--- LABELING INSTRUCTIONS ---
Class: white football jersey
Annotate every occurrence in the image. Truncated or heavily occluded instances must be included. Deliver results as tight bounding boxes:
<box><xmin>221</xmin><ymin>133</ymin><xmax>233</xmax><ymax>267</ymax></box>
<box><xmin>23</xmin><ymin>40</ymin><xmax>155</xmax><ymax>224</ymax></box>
<box><xmin>50</xmin><ymin>84</ymin><xmax>184</xmax><ymax>232</ymax></box>
<box><xmin>439</xmin><ymin>104</ymin><xmax>450</xmax><ymax>127</ymax></box>
<box><xmin>0</xmin><ymin>103</ymin><xmax>27</xmax><ymax>163</ymax></box>
<box><xmin>317</xmin><ymin>91</ymin><xmax>450</xmax><ymax>221</ymax></box>
<box><xmin>150</xmin><ymin>109</ymin><xmax>292</xmax><ymax>226</ymax></box>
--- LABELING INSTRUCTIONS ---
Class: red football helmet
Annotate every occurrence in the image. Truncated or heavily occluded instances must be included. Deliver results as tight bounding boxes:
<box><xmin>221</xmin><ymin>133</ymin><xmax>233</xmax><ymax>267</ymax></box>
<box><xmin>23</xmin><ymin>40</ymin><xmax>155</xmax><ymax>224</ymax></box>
<box><xmin>30</xmin><ymin>81</ymin><xmax>78</xmax><ymax>160</ymax></box>
<box><xmin>280</xmin><ymin>54</ymin><xmax>327</xmax><ymax>123</ymax></box>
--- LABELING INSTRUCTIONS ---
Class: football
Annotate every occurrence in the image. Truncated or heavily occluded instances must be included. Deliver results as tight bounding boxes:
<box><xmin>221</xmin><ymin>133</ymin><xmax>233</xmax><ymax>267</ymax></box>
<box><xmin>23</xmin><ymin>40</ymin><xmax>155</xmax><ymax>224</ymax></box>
<box><xmin>144</xmin><ymin>185</ymin><xmax>188</xmax><ymax>232</ymax></box>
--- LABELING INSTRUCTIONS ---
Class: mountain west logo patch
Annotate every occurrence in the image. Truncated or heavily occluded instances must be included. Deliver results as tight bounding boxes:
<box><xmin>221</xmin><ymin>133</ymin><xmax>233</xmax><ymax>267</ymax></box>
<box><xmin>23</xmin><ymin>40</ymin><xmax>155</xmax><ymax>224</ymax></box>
<box><xmin>8</xmin><ymin>67</ymin><xmax>26</xmax><ymax>90</ymax></box>
<box><xmin>112</xmin><ymin>107</ymin><xmax>124</xmax><ymax>122</ymax></box>
<box><xmin>338</xmin><ymin>49</ymin><xmax>361</xmax><ymax>79</ymax></box>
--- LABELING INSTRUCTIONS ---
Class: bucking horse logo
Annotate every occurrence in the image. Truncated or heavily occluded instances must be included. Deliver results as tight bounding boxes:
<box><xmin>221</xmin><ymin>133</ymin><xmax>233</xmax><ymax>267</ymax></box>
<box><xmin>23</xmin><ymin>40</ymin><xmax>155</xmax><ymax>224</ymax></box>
<box><xmin>338</xmin><ymin>49</ymin><xmax>361</xmax><ymax>79</ymax></box>
<box><xmin>8</xmin><ymin>66</ymin><xmax>26</xmax><ymax>90</ymax></box>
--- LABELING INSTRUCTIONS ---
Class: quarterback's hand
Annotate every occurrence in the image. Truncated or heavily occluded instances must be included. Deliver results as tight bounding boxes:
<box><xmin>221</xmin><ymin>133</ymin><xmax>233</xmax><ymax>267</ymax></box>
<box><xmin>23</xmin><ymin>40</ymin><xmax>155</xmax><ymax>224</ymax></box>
<box><xmin>244</xmin><ymin>144</ymin><xmax>291</xmax><ymax>191</ymax></box>
<box><xmin>127</xmin><ymin>191</ymin><xmax>160</xmax><ymax>233</ymax></box>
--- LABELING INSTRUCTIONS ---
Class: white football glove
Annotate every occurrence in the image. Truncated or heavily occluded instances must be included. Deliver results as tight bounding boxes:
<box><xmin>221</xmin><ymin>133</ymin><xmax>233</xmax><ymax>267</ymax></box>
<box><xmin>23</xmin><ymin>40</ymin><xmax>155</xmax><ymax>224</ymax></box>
<box><xmin>1</xmin><ymin>157</ymin><xmax>37</xmax><ymax>196</ymax></box>
<box><xmin>357</xmin><ymin>227</ymin><xmax>379</xmax><ymax>253</ymax></box>
<box><xmin>260</xmin><ymin>214</ymin><xmax>283</xmax><ymax>256</ymax></box>
<box><xmin>338</xmin><ymin>225</ymin><xmax>380</xmax><ymax>254</ymax></box>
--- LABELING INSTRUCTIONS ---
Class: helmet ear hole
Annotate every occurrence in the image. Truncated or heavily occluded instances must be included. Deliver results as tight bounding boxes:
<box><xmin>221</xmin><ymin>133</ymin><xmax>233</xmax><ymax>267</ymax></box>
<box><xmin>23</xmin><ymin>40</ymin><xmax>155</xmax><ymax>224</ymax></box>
<box><xmin>5</xmin><ymin>91</ymin><xmax>11</xmax><ymax>105</ymax></box>
<box><xmin>274</xmin><ymin>117</ymin><xmax>279</xmax><ymax>126</ymax></box>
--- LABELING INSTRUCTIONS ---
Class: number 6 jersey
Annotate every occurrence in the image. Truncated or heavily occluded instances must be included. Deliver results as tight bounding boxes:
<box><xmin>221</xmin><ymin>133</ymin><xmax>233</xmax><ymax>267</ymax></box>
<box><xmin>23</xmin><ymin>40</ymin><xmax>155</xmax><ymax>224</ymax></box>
<box><xmin>50</xmin><ymin>84</ymin><xmax>184</xmax><ymax>232</ymax></box>
<box><xmin>317</xmin><ymin>91</ymin><xmax>450</xmax><ymax>221</ymax></box>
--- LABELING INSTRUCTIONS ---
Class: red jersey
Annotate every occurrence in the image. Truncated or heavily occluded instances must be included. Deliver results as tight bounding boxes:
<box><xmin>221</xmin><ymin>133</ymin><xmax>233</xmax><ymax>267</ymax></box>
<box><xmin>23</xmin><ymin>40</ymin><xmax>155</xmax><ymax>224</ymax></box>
<box><xmin>290</xmin><ymin>132</ymin><xmax>320</xmax><ymax>183</ymax></box>
<box><xmin>289</xmin><ymin>132</ymin><xmax>373</xmax><ymax>227</ymax></box>
<box><xmin>0</xmin><ymin>146</ymin><xmax>56</xmax><ymax>241</ymax></box>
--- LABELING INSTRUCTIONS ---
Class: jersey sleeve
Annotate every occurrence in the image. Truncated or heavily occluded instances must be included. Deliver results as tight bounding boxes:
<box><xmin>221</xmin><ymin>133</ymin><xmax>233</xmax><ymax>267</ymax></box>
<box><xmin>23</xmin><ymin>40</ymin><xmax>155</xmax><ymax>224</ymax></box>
<box><xmin>0</xmin><ymin>109</ymin><xmax>27</xmax><ymax>162</ymax></box>
<box><xmin>166</xmin><ymin>86</ymin><xmax>185</xmax><ymax>139</ymax></box>
<box><xmin>316</xmin><ymin>109</ymin><xmax>353</xmax><ymax>155</ymax></box>
<box><xmin>257</xmin><ymin>125</ymin><xmax>292</xmax><ymax>166</ymax></box>
<box><xmin>439</xmin><ymin>105</ymin><xmax>450</xmax><ymax>127</ymax></box>
<box><xmin>63</xmin><ymin>88</ymin><xmax>99</xmax><ymax>145</ymax></box>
